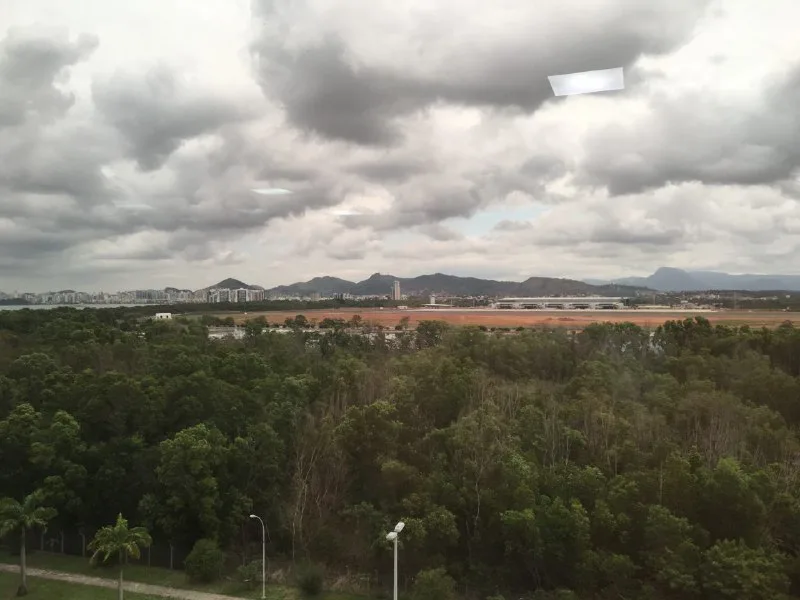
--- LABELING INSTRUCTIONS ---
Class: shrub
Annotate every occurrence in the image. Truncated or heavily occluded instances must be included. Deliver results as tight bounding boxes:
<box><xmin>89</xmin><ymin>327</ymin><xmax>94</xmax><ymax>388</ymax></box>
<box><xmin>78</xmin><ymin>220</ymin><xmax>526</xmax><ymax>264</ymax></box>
<box><xmin>236</xmin><ymin>560</ymin><xmax>262</xmax><ymax>591</ymax></box>
<box><xmin>411</xmin><ymin>567</ymin><xmax>456</xmax><ymax>600</ymax></box>
<box><xmin>184</xmin><ymin>538</ymin><xmax>225</xmax><ymax>583</ymax></box>
<box><xmin>296</xmin><ymin>562</ymin><xmax>324</xmax><ymax>596</ymax></box>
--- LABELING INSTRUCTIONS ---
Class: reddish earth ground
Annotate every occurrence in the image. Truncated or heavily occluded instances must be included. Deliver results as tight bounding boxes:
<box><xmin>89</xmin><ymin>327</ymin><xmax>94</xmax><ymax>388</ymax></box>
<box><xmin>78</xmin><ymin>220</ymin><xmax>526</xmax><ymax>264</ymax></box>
<box><xmin>216</xmin><ymin>308</ymin><xmax>797</xmax><ymax>329</ymax></box>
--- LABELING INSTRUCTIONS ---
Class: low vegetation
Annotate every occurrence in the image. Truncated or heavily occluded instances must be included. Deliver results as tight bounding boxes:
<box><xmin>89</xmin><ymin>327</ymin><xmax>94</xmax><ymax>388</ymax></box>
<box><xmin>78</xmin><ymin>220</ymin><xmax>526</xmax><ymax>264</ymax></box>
<box><xmin>0</xmin><ymin>572</ymin><xmax>163</xmax><ymax>599</ymax></box>
<box><xmin>1</xmin><ymin>307</ymin><xmax>800</xmax><ymax>599</ymax></box>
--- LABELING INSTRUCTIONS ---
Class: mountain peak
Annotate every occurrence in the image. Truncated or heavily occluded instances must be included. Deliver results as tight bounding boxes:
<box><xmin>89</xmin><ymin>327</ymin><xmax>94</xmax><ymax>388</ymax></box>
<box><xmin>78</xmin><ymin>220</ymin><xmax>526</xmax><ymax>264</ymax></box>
<box><xmin>653</xmin><ymin>267</ymin><xmax>688</xmax><ymax>275</ymax></box>
<box><xmin>207</xmin><ymin>278</ymin><xmax>261</xmax><ymax>290</ymax></box>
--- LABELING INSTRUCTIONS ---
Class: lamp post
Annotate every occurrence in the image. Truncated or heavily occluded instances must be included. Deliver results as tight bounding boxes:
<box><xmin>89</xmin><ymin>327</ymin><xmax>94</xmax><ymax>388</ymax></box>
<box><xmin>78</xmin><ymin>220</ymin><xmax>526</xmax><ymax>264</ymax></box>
<box><xmin>385</xmin><ymin>521</ymin><xmax>404</xmax><ymax>600</ymax></box>
<box><xmin>249</xmin><ymin>514</ymin><xmax>266</xmax><ymax>600</ymax></box>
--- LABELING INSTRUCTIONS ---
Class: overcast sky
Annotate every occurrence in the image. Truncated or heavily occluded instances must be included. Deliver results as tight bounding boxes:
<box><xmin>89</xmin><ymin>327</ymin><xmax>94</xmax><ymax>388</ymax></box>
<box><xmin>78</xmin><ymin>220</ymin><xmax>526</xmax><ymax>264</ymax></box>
<box><xmin>2</xmin><ymin>0</ymin><xmax>800</xmax><ymax>292</ymax></box>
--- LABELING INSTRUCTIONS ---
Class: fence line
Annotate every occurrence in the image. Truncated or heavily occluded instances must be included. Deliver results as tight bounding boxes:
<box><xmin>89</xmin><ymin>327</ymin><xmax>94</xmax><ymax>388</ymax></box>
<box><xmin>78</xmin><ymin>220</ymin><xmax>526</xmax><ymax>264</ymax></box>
<box><xmin>1</xmin><ymin>529</ymin><xmax>191</xmax><ymax>571</ymax></box>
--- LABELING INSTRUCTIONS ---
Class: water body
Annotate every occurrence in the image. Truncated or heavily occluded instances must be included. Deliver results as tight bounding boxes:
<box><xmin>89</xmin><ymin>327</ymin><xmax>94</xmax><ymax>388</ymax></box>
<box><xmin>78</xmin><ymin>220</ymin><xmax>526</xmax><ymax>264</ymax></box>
<box><xmin>0</xmin><ymin>304</ymin><xmax>140</xmax><ymax>311</ymax></box>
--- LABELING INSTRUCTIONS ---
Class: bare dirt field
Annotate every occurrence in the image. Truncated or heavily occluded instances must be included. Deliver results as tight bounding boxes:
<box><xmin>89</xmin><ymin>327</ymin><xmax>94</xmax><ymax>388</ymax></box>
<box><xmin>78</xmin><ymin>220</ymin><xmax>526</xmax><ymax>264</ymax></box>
<box><xmin>215</xmin><ymin>308</ymin><xmax>797</xmax><ymax>329</ymax></box>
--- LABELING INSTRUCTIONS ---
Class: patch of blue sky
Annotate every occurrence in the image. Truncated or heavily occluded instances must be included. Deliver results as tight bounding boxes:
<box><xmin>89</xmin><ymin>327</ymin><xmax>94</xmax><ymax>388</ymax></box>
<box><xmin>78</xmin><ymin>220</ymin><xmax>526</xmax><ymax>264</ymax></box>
<box><xmin>449</xmin><ymin>205</ymin><xmax>549</xmax><ymax>236</ymax></box>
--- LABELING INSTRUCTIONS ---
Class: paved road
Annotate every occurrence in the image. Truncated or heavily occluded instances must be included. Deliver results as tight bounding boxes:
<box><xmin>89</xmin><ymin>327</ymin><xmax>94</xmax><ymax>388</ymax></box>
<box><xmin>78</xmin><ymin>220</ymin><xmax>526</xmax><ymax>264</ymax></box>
<box><xmin>0</xmin><ymin>563</ymin><xmax>242</xmax><ymax>600</ymax></box>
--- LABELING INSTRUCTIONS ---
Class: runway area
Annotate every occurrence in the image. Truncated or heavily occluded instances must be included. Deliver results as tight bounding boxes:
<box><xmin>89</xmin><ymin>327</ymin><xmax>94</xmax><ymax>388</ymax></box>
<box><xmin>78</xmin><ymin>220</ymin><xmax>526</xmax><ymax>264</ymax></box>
<box><xmin>214</xmin><ymin>307</ymin><xmax>797</xmax><ymax>329</ymax></box>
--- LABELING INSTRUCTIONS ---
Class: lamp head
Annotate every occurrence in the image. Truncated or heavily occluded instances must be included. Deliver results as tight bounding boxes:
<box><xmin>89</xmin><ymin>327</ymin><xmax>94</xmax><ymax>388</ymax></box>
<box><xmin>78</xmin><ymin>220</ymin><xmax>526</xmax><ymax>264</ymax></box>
<box><xmin>249</xmin><ymin>514</ymin><xmax>257</xmax><ymax>519</ymax></box>
<box><xmin>386</xmin><ymin>531</ymin><xmax>398</xmax><ymax>541</ymax></box>
<box><xmin>394</xmin><ymin>522</ymin><xmax>405</xmax><ymax>533</ymax></box>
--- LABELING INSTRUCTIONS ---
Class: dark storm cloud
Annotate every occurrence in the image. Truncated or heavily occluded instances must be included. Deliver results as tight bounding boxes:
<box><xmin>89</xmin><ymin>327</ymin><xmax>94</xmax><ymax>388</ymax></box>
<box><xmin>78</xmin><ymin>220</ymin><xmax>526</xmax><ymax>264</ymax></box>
<box><xmin>91</xmin><ymin>65</ymin><xmax>258</xmax><ymax>171</ymax></box>
<box><xmin>1</xmin><ymin>124</ymin><xmax>117</xmax><ymax>203</ymax></box>
<box><xmin>0</xmin><ymin>29</ymin><xmax>111</xmax><ymax>202</ymax></box>
<box><xmin>250</xmin><ymin>0</ymin><xmax>711</xmax><ymax>145</ymax></box>
<box><xmin>93</xmin><ymin>229</ymin><xmax>238</xmax><ymax>262</ymax></box>
<box><xmin>387</xmin><ymin>185</ymin><xmax>486</xmax><ymax>229</ymax></box>
<box><xmin>348</xmin><ymin>156</ymin><xmax>430</xmax><ymax>183</ymax></box>
<box><xmin>579</xmin><ymin>63</ymin><xmax>800</xmax><ymax>195</ymax></box>
<box><xmin>0</xmin><ymin>28</ymin><xmax>98</xmax><ymax>127</ymax></box>
<box><xmin>252</xmin><ymin>37</ymin><xmax>410</xmax><ymax>146</ymax></box>
<box><xmin>65</xmin><ymin>184</ymin><xmax>339</xmax><ymax>239</ymax></box>
<box><xmin>0</xmin><ymin>222</ymin><xmax>94</xmax><ymax>259</ymax></box>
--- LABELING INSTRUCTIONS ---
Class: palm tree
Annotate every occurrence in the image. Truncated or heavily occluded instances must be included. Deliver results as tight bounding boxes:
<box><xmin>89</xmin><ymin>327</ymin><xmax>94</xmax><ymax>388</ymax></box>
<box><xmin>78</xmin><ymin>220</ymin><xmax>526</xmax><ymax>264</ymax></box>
<box><xmin>0</xmin><ymin>491</ymin><xmax>57</xmax><ymax>597</ymax></box>
<box><xmin>88</xmin><ymin>513</ymin><xmax>152</xmax><ymax>600</ymax></box>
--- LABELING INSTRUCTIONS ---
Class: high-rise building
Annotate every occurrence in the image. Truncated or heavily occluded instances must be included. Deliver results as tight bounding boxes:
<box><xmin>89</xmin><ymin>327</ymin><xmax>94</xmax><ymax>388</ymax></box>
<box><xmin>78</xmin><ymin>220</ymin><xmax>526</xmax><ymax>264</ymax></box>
<box><xmin>392</xmin><ymin>280</ymin><xmax>401</xmax><ymax>301</ymax></box>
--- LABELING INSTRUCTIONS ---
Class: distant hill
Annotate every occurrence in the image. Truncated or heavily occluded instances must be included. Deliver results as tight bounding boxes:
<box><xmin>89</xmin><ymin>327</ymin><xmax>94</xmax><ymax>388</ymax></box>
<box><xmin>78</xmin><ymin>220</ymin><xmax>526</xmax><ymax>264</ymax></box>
<box><xmin>266</xmin><ymin>272</ymin><xmax>648</xmax><ymax>297</ymax></box>
<box><xmin>613</xmin><ymin>267</ymin><xmax>703</xmax><ymax>292</ymax></box>
<box><xmin>204</xmin><ymin>278</ymin><xmax>264</xmax><ymax>291</ymax></box>
<box><xmin>588</xmin><ymin>267</ymin><xmax>800</xmax><ymax>292</ymax></box>
<box><xmin>268</xmin><ymin>276</ymin><xmax>356</xmax><ymax>296</ymax></box>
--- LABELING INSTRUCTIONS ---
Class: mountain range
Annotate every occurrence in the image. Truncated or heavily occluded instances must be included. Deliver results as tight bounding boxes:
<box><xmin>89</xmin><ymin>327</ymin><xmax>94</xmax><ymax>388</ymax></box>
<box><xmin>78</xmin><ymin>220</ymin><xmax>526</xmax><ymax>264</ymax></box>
<box><xmin>211</xmin><ymin>273</ymin><xmax>646</xmax><ymax>297</ymax></box>
<box><xmin>584</xmin><ymin>267</ymin><xmax>800</xmax><ymax>292</ymax></box>
<box><xmin>208</xmin><ymin>267</ymin><xmax>800</xmax><ymax>297</ymax></box>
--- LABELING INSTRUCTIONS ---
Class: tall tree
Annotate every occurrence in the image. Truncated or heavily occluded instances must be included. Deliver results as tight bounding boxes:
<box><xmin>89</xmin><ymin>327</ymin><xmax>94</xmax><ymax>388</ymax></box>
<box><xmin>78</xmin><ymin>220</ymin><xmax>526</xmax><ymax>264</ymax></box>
<box><xmin>0</xmin><ymin>491</ymin><xmax>57</xmax><ymax>596</ymax></box>
<box><xmin>88</xmin><ymin>513</ymin><xmax>152</xmax><ymax>600</ymax></box>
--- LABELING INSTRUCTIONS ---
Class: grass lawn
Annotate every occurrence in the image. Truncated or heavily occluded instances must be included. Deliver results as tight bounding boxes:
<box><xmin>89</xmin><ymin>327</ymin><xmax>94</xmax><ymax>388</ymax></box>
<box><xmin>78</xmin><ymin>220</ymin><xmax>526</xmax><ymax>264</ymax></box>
<box><xmin>0</xmin><ymin>552</ymin><xmax>367</xmax><ymax>600</ymax></box>
<box><xmin>0</xmin><ymin>571</ymin><xmax>163</xmax><ymax>599</ymax></box>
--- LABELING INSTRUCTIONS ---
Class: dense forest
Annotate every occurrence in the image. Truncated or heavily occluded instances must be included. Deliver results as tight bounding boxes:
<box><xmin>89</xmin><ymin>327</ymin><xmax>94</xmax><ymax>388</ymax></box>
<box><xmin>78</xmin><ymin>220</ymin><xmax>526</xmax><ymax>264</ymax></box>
<box><xmin>1</xmin><ymin>307</ymin><xmax>800</xmax><ymax>599</ymax></box>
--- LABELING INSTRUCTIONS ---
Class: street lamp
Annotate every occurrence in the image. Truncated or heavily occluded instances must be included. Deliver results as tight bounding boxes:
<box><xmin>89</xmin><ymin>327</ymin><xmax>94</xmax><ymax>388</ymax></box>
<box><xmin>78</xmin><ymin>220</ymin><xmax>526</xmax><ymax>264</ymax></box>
<box><xmin>385</xmin><ymin>521</ymin><xmax>404</xmax><ymax>600</ymax></box>
<box><xmin>249</xmin><ymin>514</ymin><xmax>266</xmax><ymax>600</ymax></box>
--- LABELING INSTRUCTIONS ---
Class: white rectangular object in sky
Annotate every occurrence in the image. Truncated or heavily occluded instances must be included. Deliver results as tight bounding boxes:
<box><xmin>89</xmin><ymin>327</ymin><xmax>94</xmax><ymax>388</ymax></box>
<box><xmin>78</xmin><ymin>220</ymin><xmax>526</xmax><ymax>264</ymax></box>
<box><xmin>548</xmin><ymin>67</ymin><xmax>624</xmax><ymax>96</ymax></box>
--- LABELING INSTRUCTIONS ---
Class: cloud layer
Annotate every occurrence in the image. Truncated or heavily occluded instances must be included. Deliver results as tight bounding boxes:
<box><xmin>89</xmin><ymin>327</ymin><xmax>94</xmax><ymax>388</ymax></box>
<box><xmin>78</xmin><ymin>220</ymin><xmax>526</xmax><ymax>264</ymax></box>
<box><xmin>2</xmin><ymin>0</ymin><xmax>800</xmax><ymax>292</ymax></box>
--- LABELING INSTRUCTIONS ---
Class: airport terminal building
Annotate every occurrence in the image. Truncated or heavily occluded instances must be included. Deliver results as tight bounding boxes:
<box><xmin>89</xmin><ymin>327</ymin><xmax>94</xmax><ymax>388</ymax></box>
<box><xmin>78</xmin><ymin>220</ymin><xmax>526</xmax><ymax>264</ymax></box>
<box><xmin>493</xmin><ymin>297</ymin><xmax>626</xmax><ymax>310</ymax></box>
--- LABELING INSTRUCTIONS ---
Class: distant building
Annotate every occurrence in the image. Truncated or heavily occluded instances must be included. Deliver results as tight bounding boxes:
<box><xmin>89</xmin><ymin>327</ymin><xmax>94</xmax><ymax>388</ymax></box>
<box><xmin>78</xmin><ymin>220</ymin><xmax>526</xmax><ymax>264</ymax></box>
<box><xmin>392</xmin><ymin>280</ymin><xmax>402</xmax><ymax>301</ymax></box>
<box><xmin>493</xmin><ymin>297</ymin><xmax>626</xmax><ymax>309</ymax></box>
<box><xmin>154</xmin><ymin>313</ymin><xmax>173</xmax><ymax>320</ymax></box>
<box><xmin>422</xmin><ymin>294</ymin><xmax>452</xmax><ymax>308</ymax></box>
<box><xmin>207</xmin><ymin>326</ymin><xmax>245</xmax><ymax>340</ymax></box>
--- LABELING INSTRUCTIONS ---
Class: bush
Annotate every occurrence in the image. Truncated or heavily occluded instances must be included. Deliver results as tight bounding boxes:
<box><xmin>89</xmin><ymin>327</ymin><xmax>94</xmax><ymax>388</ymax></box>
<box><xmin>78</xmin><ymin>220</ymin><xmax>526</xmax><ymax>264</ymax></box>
<box><xmin>411</xmin><ymin>567</ymin><xmax>456</xmax><ymax>600</ymax></box>
<box><xmin>296</xmin><ymin>562</ymin><xmax>324</xmax><ymax>597</ymax></box>
<box><xmin>184</xmin><ymin>538</ymin><xmax>225</xmax><ymax>583</ymax></box>
<box><xmin>236</xmin><ymin>560</ymin><xmax>262</xmax><ymax>591</ymax></box>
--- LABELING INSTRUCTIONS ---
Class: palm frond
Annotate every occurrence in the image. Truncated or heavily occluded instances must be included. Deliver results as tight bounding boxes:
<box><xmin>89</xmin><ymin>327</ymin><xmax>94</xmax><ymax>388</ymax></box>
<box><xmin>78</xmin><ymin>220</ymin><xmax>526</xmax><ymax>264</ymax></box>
<box><xmin>88</xmin><ymin>513</ymin><xmax>152</xmax><ymax>566</ymax></box>
<box><xmin>0</xmin><ymin>493</ymin><xmax>55</xmax><ymax>536</ymax></box>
